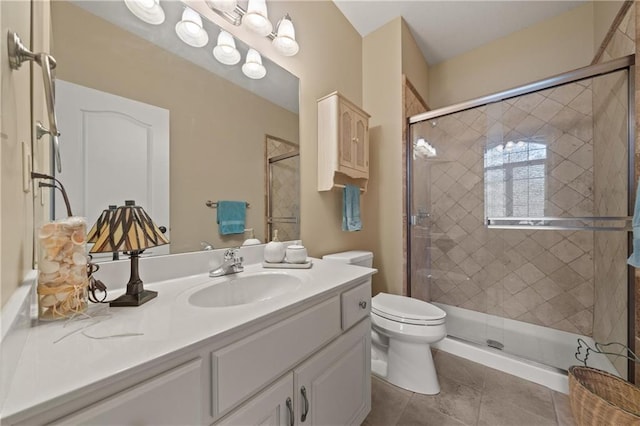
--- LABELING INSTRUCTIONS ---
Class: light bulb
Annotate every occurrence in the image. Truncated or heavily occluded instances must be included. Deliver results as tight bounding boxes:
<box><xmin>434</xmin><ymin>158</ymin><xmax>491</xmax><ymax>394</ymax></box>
<box><xmin>243</xmin><ymin>0</ymin><xmax>273</xmax><ymax>37</ymax></box>
<box><xmin>175</xmin><ymin>7</ymin><xmax>209</xmax><ymax>47</ymax></box>
<box><xmin>242</xmin><ymin>48</ymin><xmax>266</xmax><ymax>79</ymax></box>
<box><xmin>213</xmin><ymin>30</ymin><xmax>241</xmax><ymax>65</ymax></box>
<box><xmin>273</xmin><ymin>14</ymin><xmax>299</xmax><ymax>56</ymax></box>
<box><xmin>124</xmin><ymin>0</ymin><xmax>165</xmax><ymax>25</ymax></box>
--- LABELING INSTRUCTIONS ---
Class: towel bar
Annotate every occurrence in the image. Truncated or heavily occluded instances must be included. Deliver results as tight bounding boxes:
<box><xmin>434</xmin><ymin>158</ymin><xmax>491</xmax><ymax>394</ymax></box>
<box><xmin>206</xmin><ymin>201</ymin><xmax>250</xmax><ymax>209</ymax></box>
<box><xmin>333</xmin><ymin>184</ymin><xmax>365</xmax><ymax>192</ymax></box>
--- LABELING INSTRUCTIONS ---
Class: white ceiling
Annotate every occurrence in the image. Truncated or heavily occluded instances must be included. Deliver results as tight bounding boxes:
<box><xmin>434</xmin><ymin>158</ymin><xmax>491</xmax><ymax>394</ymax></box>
<box><xmin>333</xmin><ymin>1</ymin><xmax>588</xmax><ymax>65</ymax></box>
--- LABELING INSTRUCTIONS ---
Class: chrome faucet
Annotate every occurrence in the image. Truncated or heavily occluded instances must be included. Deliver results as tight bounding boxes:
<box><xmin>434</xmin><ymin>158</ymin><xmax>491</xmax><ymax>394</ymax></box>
<box><xmin>209</xmin><ymin>248</ymin><xmax>244</xmax><ymax>277</ymax></box>
<box><xmin>201</xmin><ymin>241</ymin><xmax>214</xmax><ymax>251</ymax></box>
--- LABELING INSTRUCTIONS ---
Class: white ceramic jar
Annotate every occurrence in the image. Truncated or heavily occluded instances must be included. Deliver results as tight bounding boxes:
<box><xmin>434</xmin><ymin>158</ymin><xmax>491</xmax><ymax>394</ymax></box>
<box><xmin>285</xmin><ymin>245</ymin><xmax>307</xmax><ymax>263</ymax></box>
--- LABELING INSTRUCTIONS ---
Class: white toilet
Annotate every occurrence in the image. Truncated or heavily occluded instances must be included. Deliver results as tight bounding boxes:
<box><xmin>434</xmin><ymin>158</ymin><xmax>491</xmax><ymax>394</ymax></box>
<box><xmin>323</xmin><ymin>251</ymin><xmax>447</xmax><ymax>395</ymax></box>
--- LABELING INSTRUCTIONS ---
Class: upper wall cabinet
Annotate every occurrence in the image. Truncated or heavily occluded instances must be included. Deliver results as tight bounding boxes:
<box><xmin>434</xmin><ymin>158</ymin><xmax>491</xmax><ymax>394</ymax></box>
<box><xmin>318</xmin><ymin>92</ymin><xmax>370</xmax><ymax>192</ymax></box>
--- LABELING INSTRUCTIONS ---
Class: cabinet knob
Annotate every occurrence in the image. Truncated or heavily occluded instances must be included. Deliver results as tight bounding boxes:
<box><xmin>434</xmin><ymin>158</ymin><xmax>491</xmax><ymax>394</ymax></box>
<box><xmin>359</xmin><ymin>300</ymin><xmax>367</xmax><ymax>309</ymax></box>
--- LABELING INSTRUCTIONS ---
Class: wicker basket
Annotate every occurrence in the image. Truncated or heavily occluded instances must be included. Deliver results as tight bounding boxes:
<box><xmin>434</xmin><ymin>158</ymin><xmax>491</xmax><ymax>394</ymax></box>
<box><xmin>569</xmin><ymin>366</ymin><xmax>640</xmax><ymax>425</ymax></box>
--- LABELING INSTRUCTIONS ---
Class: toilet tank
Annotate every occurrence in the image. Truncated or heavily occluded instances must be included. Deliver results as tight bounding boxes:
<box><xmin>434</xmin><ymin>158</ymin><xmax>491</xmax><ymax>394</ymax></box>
<box><xmin>322</xmin><ymin>251</ymin><xmax>373</xmax><ymax>267</ymax></box>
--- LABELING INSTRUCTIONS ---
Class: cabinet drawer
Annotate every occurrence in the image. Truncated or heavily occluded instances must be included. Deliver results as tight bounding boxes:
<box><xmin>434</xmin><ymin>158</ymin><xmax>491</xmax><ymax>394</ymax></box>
<box><xmin>213</xmin><ymin>296</ymin><xmax>341</xmax><ymax>417</ymax></box>
<box><xmin>50</xmin><ymin>358</ymin><xmax>203</xmax><ymax>425</ymax></box>
<box><xmin>341</xmin><ymin>280</ymin><xmax>371</xmax><ymax>330</ymax></box>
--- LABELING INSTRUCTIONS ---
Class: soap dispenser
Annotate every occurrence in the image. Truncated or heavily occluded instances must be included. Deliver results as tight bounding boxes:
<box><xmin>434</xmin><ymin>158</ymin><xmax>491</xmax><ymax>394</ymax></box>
<box><xmin>242</xmin><ymin>228</ymin><xmax>261</xmax><ymax>246</ymax></box>
<box><xmin>264</xmin><ymin>230</ymin><xmax>285</xmax><ymax>263</ymax></box>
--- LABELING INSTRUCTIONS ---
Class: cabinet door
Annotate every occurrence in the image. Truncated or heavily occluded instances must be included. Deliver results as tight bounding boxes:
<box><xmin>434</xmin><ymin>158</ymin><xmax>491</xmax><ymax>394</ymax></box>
<box><xmin>338</xmin><ymin>103</ymin><xmax>355</xmax><ymax>169</ymax></box>
<box><xmin>352</xmin><ymin>113</ymin><xmax>368</xmax><ymax>173</ymax></box>
<box><xmin>50</xmin><ymin>358</ymin><xmax>203</xmax><ymax>426</ymax></box>
<box><xmin>294</xmin><ymin>319</ymin><xmax>371</xmax><ymax>426</ymax></box>
<box><xmin>216</xmin><ymin>374</ymin><xmax>294</xmax><ymax>426</ymax></box>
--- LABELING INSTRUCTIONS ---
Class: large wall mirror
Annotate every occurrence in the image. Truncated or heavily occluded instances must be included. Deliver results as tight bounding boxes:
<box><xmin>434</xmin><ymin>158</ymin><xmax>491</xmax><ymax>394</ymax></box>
<box><xmin>49</xmin><ymin>0</ymin><xmax>300</xmax><ymax>258</ymax></box>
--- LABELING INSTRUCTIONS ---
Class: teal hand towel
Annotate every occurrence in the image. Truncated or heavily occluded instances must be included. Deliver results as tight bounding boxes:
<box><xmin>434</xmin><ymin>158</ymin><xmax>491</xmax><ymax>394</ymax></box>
<box><xmin>628</xmin><ymin>181</ymin><xmax>640</xmax><ymax>267</ymax></box>
<box><xmin>217</xmin><ymin>201</ymin><xmax>246</xmax><ymax>235</ymax></box>
<box><xmin>342</xmin><ymin>184</ymin><xmax>362</xmax><ymax>232</ymax></box>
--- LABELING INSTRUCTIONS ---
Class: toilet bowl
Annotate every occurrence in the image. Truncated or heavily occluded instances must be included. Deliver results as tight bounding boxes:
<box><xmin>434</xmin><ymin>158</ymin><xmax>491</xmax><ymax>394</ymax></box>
<box><xmin>371</xmin><ymin>293</ymin><xmax>446</xmax><ymax>395</ymax></box>
<box><xmin>322</xmin><ymin>251</ymin><xmax>446</xmax><ymax>395</ymax></box>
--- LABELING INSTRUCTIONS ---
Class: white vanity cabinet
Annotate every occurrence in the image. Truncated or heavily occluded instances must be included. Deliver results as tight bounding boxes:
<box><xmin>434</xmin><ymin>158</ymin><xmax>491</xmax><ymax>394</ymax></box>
<box><xmin>48</xmin><ymin>358</ymin><xmax>204</xmax><ymax>426</ymax></box>
<box><xmin>215</xmin><ymin>374</ymin><xmax>294</xmax><ymax>426</ymax></box>
<box><xmin>213</xmin><ymin>281</ymin><xmax>372</xmax><ymax>426</ymax></box>
<box><xmin>5</xmin><ymin>277</ymin><xmax>372</xmax><ymax>426</ymax></box>
<box><xmin>293</xmin><ymin>319</ymin><xmax>370</xmax><ymax>426</ymax></box>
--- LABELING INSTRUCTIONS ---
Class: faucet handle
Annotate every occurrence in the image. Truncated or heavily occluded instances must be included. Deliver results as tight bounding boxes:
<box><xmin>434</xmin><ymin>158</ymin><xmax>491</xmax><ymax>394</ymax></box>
<box><xmin>224</xmin><ymin>247</ymin><xmax>241</xmax><ymax>261</ymax></box>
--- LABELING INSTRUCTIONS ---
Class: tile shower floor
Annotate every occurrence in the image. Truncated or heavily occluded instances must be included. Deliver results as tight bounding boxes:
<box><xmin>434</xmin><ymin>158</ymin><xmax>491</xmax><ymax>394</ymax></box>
<box><xmin>363</xmin><ymin>350</ymin><xmax>574</xmax><ymax>426</ymax></box>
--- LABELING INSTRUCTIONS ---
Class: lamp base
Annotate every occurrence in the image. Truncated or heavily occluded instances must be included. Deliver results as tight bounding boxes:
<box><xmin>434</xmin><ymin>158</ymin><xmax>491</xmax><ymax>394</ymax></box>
<box><xmin>109</xmin><ymin>289</ymin><xmax>157</xmax><ymax>307</ymax></box>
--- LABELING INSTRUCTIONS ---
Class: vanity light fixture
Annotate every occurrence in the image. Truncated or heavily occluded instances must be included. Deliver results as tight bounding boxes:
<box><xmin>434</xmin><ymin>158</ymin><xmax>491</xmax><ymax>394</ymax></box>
<box><xmin>124</xmin><ymin>0</ymin><xmax>165</xmax><ymax>25</ymax></box>
<box><xmin>207</xmin><ymin>0</ymin><xmax>300</xmax><ymax>57</ymax></box>
<box><xmin>206</xmin><ymin>0</ymin><xmax>237</xmax><ymax>14</ymax></box>
<box><xmin>272</xmin><ymin>14</ymin><xmax>299</xmax><ymax>57</ymax></box>
<box><xmin>242</xmin><ymin>48</ymin><xmax>266</xmax><ymax>79</ymax></box>
<box><xmin>89</xmin><ymin>200</ymin><xmax>169</xmax><ymax>307</ymax></box>
<box><xmin>213</xmin><ymin>30</ymin><xmax>241</xmax><ymax>65</ymax></box>
<box><xmin>175</xmin><ymin>7</ymin><xmax>209</xmax><ymax>47</ymax></box>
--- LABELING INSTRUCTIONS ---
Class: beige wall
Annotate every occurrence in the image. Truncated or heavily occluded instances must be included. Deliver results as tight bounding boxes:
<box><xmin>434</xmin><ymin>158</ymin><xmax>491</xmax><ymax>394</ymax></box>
<box><xmin>191</xmin><ymin>0</ymin><xmax>373</xmax><ymax>261</ymax></box>
<box><xmin>428</xmin><ymin>3</ymin><xmax>595</xmax><ymax>109</ymax></box>
<box><xmin>363</xmin><ymin>18</ymin><xmax>404</xmax><ymax>295</ymax></box>
<box><xmin>51</xmin><ymin>2</ymin><xmax>299</xmax><ymax>253</ymax></box>
<box><xmin>594</xmin><ymin>0</ymin><xmax>627</xmax><ymax>53</ymax></box>
<box><xmin>1</xmin><ymin>1</ymin><xmax>34</xmax><ymax>307</ymax></box>
<box><xmin>1</xmin><ymin>0</ymin><xmax>370</xmax><ymax>307</ymax></box>
<box><xmin>401</xmin><ymin>20</ymin><xmax>429</xmax><ymax>105</ymax></box>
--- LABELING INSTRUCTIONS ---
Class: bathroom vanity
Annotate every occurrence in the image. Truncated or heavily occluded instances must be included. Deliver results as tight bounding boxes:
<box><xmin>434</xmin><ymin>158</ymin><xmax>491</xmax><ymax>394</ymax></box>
<box><xmin>0</xmin><ymin>253</ymin><xmax>375</xmax><ymax>425</ymax></box>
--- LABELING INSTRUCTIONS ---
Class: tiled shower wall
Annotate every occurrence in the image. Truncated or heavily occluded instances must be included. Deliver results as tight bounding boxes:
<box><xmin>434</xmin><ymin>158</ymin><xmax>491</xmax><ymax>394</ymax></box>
<box><xmin>592</xmin><ymin>2</ymin><xmax>634</xmax><ymax>377</ymax></box>
<box><xmin>422</xmin><ymin>80</ymin><xmax>599</xmax><ymax>335</ymax></box>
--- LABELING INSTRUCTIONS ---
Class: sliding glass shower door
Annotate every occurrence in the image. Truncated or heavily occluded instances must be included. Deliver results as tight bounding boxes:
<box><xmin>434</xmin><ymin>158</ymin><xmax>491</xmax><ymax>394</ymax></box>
<box><xmin>408</xmin><ymin>57</ymin><xmax>632</xmax><ymax>376</ymax></box>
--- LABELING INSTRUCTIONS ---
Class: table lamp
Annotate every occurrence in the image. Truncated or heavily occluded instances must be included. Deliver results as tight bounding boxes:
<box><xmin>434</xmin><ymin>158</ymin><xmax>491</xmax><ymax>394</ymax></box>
<box><xmin>89</xmin><ymin>200</ymin><xmax>169</xmax><ymax>307</ymax></box>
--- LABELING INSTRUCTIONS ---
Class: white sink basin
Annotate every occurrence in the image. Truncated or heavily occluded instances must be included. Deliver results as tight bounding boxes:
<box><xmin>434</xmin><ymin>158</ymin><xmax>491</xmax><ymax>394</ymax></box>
<box><xmin>188</xmin><ymin>272</ymin><xmax>303</xmax><ymax>308</ymax></box>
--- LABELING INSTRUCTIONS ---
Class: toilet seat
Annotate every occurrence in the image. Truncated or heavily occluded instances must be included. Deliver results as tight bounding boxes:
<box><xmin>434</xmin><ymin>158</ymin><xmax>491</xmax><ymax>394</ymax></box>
<box><xmin>372</xmin><ymin>293</ymin><xmax>446</xmax><ymax>326</ymax></box>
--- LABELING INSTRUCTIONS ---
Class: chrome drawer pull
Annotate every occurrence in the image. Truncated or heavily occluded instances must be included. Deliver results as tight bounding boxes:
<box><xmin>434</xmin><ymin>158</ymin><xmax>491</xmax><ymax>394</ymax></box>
<box><xmin>300</xmin><ymin>386</ymin><xmax>309</xmax><ymax>422</ymax></box>
<box><xmin>359</xmin><ymin>300</ymin><xmax>367</xmax><ymax>309</ymax></box>
<box><xmin>286</xmin><ymin>397</ymin><xmax>294</xmax><ymax>426</ymax></box>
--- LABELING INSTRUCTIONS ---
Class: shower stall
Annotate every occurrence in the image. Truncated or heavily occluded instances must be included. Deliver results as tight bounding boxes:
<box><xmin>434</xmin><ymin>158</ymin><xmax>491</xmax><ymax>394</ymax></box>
<box><xmin>266</xmin><ymin>135</ymin><xmax>300</xmax><ymax>242</ymax></box>
<box><xmin>407</xmin><ymin>55</ymin><xmax>634</xmax><ymax>386</ymax></box>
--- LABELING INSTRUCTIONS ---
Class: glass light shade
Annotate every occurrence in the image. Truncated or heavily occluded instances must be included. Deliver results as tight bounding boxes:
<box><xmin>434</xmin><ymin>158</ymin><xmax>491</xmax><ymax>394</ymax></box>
<box><xmin>175</xmin><ymin>7</ymin><xmax>209</xmax><ymax>47</ymax></box>
<box><xmin>89</xmin><ymin>203</ymin><xmax>169</xmax><ymax>254</ymax></box>
<box><xmin>207</xmin><ymin>0</ymin><xmax>237</xmax><ymax>13</ymax></box>
<box><xmin>272</xmin><ymin>15</ymin><xmax>299</xmax><ymax>56</ymax></box>
<box><xmin>243</xmin><ymin>0</ymin><xmax>273</xmax><ymax>37</ymax></box>
<box><xmin>213</xmin><ymin>30</ymin><xmax>241</xmax><ymax>65</ymax></box>
<box><xmin>124</xmin><ymin>0</ymin><xmax>165</xmax><ymax>25</ymax></box>
<box><xmin>242</xmin><ymin>48</ymin><xmax>266</xmax><ymax>79</ymax></box>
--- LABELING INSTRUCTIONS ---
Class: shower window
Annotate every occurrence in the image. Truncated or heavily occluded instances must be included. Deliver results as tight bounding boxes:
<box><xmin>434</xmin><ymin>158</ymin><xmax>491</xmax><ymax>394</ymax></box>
<box><xmin>484</xmin><ymin>140</ymin><xmax>547</xmax><ymax>218</ymax></box>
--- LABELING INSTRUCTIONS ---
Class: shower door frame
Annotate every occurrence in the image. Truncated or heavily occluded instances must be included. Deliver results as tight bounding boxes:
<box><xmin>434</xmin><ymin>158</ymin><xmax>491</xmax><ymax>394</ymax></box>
<box><xmin>265</xmin><ymin>135</ymin><xmax>300</xmax><ymax>242</ymax></box>
<box><xmin>406</xmin><ymin>54</ymin><xmax>636</xmax><ymax>380</ymax></box>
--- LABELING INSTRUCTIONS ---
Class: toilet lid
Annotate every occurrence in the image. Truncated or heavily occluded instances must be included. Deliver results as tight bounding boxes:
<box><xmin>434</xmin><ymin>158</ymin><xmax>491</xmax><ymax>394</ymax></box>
<box><xmin>372</xmin><ymin>293</ymin><xmax>446</xmax><ymax>325</ymax></box>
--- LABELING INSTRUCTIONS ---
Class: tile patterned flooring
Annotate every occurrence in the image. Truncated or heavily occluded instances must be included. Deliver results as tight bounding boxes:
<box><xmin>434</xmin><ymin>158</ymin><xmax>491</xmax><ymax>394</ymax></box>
<box><xmin>363</xmin><ymin>351</ymin><xmax>575</xmax><ymax>426</ymax></box>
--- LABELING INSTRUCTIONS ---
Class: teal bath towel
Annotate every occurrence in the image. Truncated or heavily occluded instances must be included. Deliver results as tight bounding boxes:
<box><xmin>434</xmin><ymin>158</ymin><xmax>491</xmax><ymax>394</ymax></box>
<box><xmin>342</xmin><ymin>184</ymin><xmax>362</xmax><ymax>232</ymax></box>
<box><xmin>217</xmin><ymin>201</ymin><xmax>246</xmax><ymax>235</ymax></box>
<box><xmin>629</xmin><ymin>180</ymin><xmax>640</xmax><ymax>267</ymax></box>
